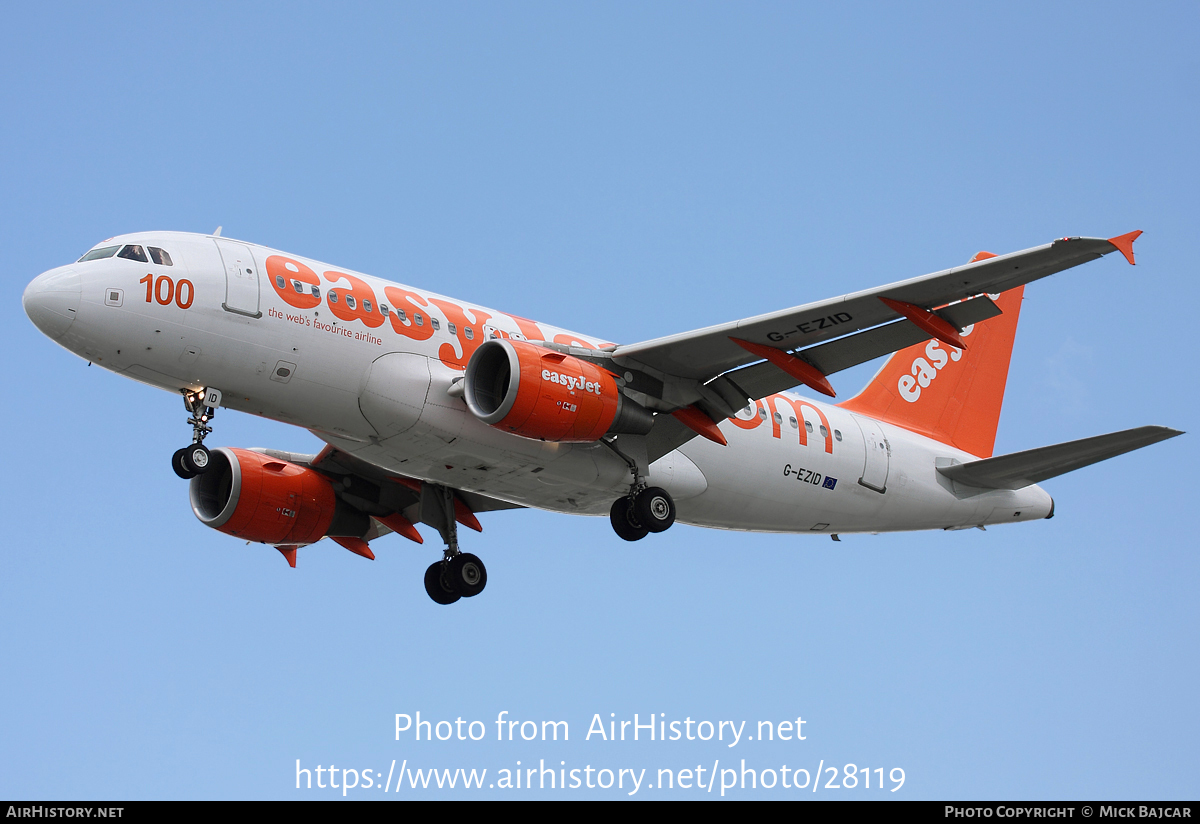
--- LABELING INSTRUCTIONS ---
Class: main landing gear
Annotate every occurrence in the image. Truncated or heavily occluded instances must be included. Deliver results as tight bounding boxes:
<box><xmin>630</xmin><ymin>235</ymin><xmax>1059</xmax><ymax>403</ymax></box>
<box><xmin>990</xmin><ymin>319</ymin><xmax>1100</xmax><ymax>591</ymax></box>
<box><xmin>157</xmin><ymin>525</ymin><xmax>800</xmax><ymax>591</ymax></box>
<box><xmin>609</xmin><ymin>485</ymin><xmax>676</xmax><ymax>542</ymax></box>
<box><xmin>424</xmin><ymin>553</ymin><xmax>487</xmax><ymax>605</ymax></box>
<box><xmin>172</xmin><ymin>387</ymin><xmax>221</xmax><ymax>480</ymax></box>
<box><xmin>422</xmin><ymin>483</ymin><xmax>488</xmax><ymax>605</ymax></box>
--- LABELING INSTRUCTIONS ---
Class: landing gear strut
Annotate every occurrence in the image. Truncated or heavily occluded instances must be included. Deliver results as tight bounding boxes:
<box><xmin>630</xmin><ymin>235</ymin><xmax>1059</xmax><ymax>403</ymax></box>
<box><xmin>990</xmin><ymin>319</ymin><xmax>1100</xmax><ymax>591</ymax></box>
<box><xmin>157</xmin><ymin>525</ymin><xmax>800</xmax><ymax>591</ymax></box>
<box><xmin>609</xmin><ymin>485</ymin><xmax>676</xmax><ymax>541</ymax></box>
<box><xmin>422</xmin><ymin>483</ymin><xmax>488</xmax><ymax>605</ymax></box>
<box><xmin>172</xmin><ymin>387</ymin><xmax>221</xmax><ymax>479</ymax></box>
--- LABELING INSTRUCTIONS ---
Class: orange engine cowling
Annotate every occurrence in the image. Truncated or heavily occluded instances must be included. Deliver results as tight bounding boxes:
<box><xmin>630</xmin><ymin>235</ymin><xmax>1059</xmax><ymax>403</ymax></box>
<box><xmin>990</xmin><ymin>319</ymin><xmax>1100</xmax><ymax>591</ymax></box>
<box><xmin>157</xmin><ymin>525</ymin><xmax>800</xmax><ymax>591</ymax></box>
<box><xmin>463</xmin><ymin>339</ymin><xmax>653</xmax><ymax>442</ymax></box>
<box><xmin>189</xmin><ymin>448</ymin><xmax>368</xmax><ymax>545</ymax></box>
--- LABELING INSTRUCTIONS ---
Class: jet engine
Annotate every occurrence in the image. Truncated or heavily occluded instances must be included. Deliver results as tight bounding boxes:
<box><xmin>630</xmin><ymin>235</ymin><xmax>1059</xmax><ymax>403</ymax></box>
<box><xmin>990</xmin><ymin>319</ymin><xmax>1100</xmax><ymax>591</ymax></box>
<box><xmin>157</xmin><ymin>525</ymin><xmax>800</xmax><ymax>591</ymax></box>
<box><xmin>189</xmin><ymin>448</ymin><xmax>369</xmax><ymax>545</ymax></box>
<box><xmin>463</xmin><ymin>339</ymin><xmax>653</xmax><ymax>442</ymax></box>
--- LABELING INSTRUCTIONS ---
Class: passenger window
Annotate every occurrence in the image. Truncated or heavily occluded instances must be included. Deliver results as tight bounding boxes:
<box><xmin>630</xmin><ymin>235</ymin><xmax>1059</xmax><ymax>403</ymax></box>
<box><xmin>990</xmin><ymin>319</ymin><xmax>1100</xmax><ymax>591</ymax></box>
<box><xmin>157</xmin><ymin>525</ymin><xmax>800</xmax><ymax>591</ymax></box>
<box><xmin>345</xmin><ymin>295</ymin><xmax>356</xmax><ymax>310</ymax></box>
<box><xmin>773</xmin><ymin>412</ymin><xmax>782</xmax><ymax>424</ymax></box>
<box><xmin>414</xmin><ymin>313</ymin><xmax>424</xmax><ymax>326</ymax></box>
<box><xmin>78</xmin><ymin>245</ymin><xmax>120</xmax><ymax>262</ymax></box>
<box><xmin>311</xmin><ymin>285</ymin><xmax>320</xmax><ymax>299</ymax></box>
<box><xmin>758</xmin><ymin>407</ymin><xmax>767</xmax><ymax>420</ymax></box>
<box><xmin>819</xmin><ymin>425</ymin><xmax>829</xmax><ymax>438</ymax></box>
<box><xmin>789</xmin><ymin>416</ymin><xmax>798</xmax><ymax>429</ymax></box>
<box><xmin>117</xmin><ymin>244</ymin><xmax>148</xmax><ymax>263</ymax></box>
<box><xmin>398</xmin><ymin>309</ymin><xmax>408</xmax><ymax>322</ymax></box>
<box><xmin>834</xmin><ymin>429</ymin><xmax>842</xmax><ymax>442</ymax></box>
<box><xmin>329</xmin><ymin>291</ymin><xmax>339</xmax><ymax>303</ymax></box>
<box><xmin>448</xmin><ymin>323</ymin><xmax>457</xmax><ymax>336</ymax></box>
<box><xmin>292</xmin><ymin>280</ymin><xmax>304</xmax><ymax>293</ymax></box>
<box><xmin>431</xmin><ymin>318</ymin><xmax>441</xmax><ymax>331</ymax></box>
<box><xmin>363</xmin><ymin>299</ymin><xmax>373</xmax><ymax>313</ymax></box>
<box><xmin>804</xmin><ymin>421</ymin><xmax>814</xmax><ymax>433</ymax></box>
<box><xmin>148</xmin><ymin>247</ymin><xmax>173</xmax><ymax>266</ymax></box>
<box><xmin>379</xmin><ymin>304</ymin><xmax>389</xmax><ymax>317</ymax></box>
<box><xmin>465</xmin><ymin>327</ymin><xmax>474</xmax><ymax>340</ymax></box>
<box><xmin>276</xmin><ymin>275</ymin><xmax>286</xmax><ymax>289</ymax></box>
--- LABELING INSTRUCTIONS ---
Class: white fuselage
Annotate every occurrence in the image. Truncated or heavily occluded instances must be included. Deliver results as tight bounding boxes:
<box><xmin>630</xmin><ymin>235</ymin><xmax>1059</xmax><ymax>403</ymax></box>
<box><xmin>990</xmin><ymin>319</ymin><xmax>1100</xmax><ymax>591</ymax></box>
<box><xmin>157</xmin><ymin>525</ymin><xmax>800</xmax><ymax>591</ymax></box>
<box><xmin>24</xmin><ymin>231</ymin><xmax>1052</xmax><ymax>535</ymax></box>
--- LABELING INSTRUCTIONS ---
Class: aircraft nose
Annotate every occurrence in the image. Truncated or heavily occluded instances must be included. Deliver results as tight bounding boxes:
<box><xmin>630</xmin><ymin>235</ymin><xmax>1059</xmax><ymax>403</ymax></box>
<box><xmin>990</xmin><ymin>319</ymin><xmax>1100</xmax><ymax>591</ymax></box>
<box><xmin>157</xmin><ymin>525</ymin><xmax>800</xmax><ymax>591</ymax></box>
<box><xmin>23</xmin><ymin>266</ymin><xmax>81</xmax><ymax>340</ymax></box>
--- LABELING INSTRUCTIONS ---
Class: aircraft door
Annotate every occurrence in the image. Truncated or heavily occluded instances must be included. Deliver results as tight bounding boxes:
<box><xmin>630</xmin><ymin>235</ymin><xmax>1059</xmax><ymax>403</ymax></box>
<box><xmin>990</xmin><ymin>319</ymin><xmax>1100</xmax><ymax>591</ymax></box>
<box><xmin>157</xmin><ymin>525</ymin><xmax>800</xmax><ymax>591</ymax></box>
<box><xmin>853</xmin><ymin>415</ymin><xmax>890</xmax><ymax>493</ymax></box>
<box><xmin>214</xmin><ymin>238</ymin><xmax>261</xmax><ymax>317</ymax></box>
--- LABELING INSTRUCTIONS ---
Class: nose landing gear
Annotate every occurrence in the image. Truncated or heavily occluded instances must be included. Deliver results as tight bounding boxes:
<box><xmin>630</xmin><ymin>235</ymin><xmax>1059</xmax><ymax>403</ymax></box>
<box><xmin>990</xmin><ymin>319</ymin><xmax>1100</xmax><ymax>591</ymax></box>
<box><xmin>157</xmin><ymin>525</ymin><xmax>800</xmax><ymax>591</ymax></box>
<box><xmin>172</xmin><ymin>388</ymin><xmax>221</xmax><ymax>479</ymax></box>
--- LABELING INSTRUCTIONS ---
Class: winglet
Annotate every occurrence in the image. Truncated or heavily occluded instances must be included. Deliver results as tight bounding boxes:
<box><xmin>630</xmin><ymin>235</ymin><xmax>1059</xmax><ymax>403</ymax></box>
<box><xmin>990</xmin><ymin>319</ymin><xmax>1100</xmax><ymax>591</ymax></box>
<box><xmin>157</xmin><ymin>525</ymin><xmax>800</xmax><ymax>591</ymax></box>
<box><xmin>332</xmin><ymin>536</ymin><xmax>376</xmax><ymax>560</ymax></box>
<box><xmin>1107</xmin><ymin>230</ymin><xmax>1142</xmax><ymax>265</ymax></box>
<box><xmin>968</xmin><ymin>251</ymin><xmax>997</xmax><ymax>263</ymax></box>
<box><xmin>672</xmin><ymin>405</ymin><xmax>729</xmax><ymax>446</ymax></box>
<box><xmin>276</xmin><ymin>545</ymin><xmax>297</xmax><ymax>568</ymax></box>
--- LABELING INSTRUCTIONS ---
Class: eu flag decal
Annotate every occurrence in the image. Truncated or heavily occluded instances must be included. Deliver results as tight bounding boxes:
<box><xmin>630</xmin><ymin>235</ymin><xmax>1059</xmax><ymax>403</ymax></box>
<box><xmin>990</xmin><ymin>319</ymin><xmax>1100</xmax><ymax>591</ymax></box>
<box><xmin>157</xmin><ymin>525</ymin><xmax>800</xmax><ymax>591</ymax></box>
<box><xmin>822</xmin><ymin>476</ymin><xmax>838</xmax><ymax>490</ymax></box>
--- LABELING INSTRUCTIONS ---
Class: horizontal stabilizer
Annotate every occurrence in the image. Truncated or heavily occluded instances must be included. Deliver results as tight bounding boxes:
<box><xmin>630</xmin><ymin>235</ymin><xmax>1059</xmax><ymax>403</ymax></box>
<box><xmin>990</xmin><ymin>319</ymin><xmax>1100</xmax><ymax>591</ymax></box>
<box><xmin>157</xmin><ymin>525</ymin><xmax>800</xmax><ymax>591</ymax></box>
<box><xmin>936</xmin><ymin>426</ymin><xmax>1183</xmax><ymax>490</ymax></box>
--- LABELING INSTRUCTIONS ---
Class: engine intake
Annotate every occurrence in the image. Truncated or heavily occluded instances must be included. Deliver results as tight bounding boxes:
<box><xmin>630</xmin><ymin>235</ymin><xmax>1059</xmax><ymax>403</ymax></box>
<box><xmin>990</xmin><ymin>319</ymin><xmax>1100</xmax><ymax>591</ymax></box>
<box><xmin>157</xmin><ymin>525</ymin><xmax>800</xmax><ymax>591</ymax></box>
<box><xmin>190</xmin><ymin>448</ymin><xmax>368</xmax><ymax>545</ymax></box>
<box><xmin>463</xmin><ymin>339</ymin><xmax>652</xmax><ymax>442</ymax></box>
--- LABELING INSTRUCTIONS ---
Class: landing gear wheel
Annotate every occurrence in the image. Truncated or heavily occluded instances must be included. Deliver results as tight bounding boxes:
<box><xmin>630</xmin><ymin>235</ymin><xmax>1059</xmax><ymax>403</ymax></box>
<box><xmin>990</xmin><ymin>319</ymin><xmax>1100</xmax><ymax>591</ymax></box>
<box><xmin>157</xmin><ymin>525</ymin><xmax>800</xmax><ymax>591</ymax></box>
<box><xmin>634</xmin><ymin>486</ymin><xmax>675</xmax><ymax>533</ymax></box>
<box><xmin>181</xmin><ymin>444</ymin><xmax>211</xmax><ymax>475</ymax></box>
<box><xmin>448</xmin><ymin>553</ymin><xmax>487</xmax><ymax>597</ymax></box>
<box><xmin>171</xmin><ymin>447</ymin><xmax>196</xmax><ymax>479</ymax></box>
<box><xmin>610</xmin><ymin>497</ymin><xmax>649</xmax><ymax>542</ymax></box>
<box><xmin>424</xmin><ymin>561</ymin><xmax>461</xmax><ymax>605</ymax></box>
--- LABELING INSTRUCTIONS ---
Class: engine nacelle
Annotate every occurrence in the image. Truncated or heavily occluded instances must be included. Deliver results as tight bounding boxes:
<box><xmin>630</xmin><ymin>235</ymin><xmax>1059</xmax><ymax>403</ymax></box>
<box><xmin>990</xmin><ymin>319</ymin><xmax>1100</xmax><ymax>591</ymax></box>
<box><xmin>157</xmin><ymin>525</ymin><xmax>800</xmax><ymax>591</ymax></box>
<box><xmin>463</xmin><ymin>339</ymin><xmax>653</xmax><ymax>442</ymax></box>
<box><xmin>189</xmin><ymin>447</ymin><xmax>368</xmax><ymax>545</ymax></box>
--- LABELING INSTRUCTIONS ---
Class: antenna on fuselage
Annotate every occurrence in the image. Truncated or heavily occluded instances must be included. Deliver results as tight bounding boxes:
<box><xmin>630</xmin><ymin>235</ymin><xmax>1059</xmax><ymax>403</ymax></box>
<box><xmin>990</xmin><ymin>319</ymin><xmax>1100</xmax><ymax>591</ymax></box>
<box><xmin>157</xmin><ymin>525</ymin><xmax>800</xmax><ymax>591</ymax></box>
<box><xmin>212</xmin><ymin>226</ymin><xmax>223</xmax><ymax>237</ymax></box>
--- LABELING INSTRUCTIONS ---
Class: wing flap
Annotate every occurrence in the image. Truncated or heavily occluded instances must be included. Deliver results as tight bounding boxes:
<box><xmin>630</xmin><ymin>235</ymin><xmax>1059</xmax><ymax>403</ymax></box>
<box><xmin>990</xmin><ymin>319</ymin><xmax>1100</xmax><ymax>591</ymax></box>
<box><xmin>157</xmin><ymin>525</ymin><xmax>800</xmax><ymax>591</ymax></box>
<box><xmin>719</xmin><ymin>294</ymin><xmax>1002</xmax><ymax>402</ymax></box>
<box><xmin>935</xmin><ymin>426</ymin><xmax>1182</xmax><ymax>490</ymax></box>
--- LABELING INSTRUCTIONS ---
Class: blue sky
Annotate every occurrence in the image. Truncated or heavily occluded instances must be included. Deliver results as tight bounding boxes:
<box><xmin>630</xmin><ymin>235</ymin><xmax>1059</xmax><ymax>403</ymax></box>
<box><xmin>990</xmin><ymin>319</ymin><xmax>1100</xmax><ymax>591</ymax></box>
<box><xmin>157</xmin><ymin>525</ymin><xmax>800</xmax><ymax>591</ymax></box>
<box><xmin>2</xmin><ymin>2</ymin><xmax>1197</xmax><ymax>799</ymax></box>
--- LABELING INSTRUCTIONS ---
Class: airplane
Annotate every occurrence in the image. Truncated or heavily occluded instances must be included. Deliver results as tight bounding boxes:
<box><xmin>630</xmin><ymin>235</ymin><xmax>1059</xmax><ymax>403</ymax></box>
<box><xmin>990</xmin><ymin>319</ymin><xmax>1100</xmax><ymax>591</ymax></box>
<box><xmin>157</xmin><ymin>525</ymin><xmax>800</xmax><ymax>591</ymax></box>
<box><xmin>22</xmin><ymin>228</ymin><xmax>1182</xmax><ymax>604</ymax></box>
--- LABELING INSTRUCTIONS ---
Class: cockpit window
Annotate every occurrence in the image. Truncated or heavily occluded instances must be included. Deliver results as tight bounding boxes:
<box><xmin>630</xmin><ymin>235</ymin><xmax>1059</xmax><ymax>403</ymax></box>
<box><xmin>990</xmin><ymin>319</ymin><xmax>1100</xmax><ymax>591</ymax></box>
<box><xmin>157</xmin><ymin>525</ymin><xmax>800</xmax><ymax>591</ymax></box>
<box><xmin>117</xmin><ymin>245</ymin><xmax>148</xmax><ymax>263</ymax></box>
<box><xmin>148</xmin><ymin>247</ymin><xmax>173</xmax><ymax>266</ymax></box>
<box><xmin>78</xmin><ymin>245</ymin><xmax>120</xmax><ymax>262</ymax></box>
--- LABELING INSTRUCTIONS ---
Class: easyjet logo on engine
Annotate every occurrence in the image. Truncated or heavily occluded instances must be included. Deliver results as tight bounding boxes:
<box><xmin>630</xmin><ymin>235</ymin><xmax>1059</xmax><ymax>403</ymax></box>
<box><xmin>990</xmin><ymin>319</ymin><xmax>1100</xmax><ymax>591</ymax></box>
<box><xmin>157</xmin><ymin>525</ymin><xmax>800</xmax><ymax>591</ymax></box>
<box><xmin>541</xmin><ymin>369</ymin><xmax>603</xmax><ymax>395</ymax></box>
<box><xmin>897</xmin><ymin>331</ymin><xmax>972</xmax><ymax>403</ymax></box>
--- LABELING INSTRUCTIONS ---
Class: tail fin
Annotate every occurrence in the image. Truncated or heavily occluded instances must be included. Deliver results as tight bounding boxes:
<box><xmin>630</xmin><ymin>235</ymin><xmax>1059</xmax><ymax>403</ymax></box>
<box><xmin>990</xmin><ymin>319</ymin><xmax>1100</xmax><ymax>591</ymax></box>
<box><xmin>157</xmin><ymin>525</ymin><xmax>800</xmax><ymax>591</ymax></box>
<box><xmin>837</xmin><ymin>285</ymin><xmax>1024</xmax><ymax>458</ymax></box>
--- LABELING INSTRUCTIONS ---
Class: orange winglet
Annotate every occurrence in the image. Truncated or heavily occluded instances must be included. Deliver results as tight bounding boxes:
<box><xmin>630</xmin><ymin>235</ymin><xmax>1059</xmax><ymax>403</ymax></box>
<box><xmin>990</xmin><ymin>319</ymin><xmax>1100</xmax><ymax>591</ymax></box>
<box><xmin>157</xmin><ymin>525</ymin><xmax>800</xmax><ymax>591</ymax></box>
<box><xmin>375</xmin><ymin>513</ymin><xmax>424</xmax><ymax>544</ymax></box>
<box><xmin>332</xmin><ymin>536</ymin><xmax>376</xmax><ymax>560</ymax></box>
<box><xmin>878</xmin><ymin>297</ymin><xmax>967</xmax><ymax>351</ymax></box>
<box><xmin>729</xmin><ymin>337</ymin><xmax>836</xmax><ymax>398</ymax></box>
<box><xmin>671</xmin><ymin>405</ymin><xmax>728</xmax><ymax>446</ymax></box>
<box><xmin>1107</xmin><ymin>230</ymin><xmax>1142</xmax><ymax>265</ymax></box>
<box><xmin>969</xmin><ymin>251</ymin><xmax>997</xmax><ymax>262</ymax></box>
<box><xmin>276</xmin><ymin>545</ymin><xmax>297</xmax><ymax>568</ymax></box>
<box><xmin>454</xmin><ymin>499</ymin><xmax>483</xmax><ymax>533</ymax></box>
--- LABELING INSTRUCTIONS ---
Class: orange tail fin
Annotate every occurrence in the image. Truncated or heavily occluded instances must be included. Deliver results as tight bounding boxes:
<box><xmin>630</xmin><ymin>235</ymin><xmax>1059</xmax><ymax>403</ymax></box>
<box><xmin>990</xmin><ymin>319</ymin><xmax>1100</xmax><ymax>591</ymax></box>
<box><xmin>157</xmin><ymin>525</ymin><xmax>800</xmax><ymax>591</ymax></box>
<box><xmin>837</xmin><ymin>286</ymin><xmax>1024</xmax><ymax>458</ymax></box>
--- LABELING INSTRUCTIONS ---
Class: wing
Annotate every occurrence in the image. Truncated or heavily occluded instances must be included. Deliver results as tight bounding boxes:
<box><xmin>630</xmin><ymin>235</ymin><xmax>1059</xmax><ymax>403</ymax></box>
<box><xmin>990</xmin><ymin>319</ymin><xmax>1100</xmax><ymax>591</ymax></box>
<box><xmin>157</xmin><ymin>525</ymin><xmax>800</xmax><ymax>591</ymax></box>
<box><xmin>612</xmin><ymin>233</ymin><xmax>1138</xmax><ymax>384</ymax></box>
<box><xmin>574</xmin><ymin>232</ymin><xmax>1140</xmax><ymax>463</ymax></box>
<box><xmin>253</xmin><ymin>444</ymin><xmax>523</xmax><ymax>541</ymax></box>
